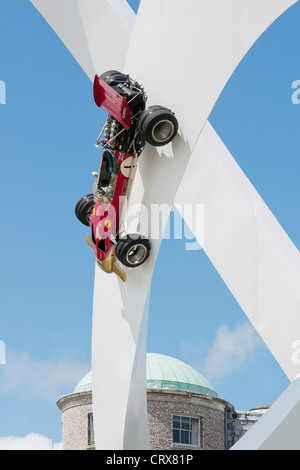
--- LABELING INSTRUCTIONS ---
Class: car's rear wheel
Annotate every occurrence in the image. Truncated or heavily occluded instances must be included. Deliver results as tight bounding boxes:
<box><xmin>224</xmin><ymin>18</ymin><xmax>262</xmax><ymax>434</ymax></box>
<box><xmin>75</xmin><ymin>194</ymin><xmax>94</xmax><ymax>226</ymax></box>
<box><xmin>100</xmin><ymin>70</ymin><xmax>128</xmax><ymax>87</ymax></box>
<box><xmin>115</xmin><ymin>235</ymin><xmax>151</xmax><ymax>268</ymax></box>
<box><xmin>138</xmin><ymin>106</ymin><xmax>178</xmax><ymax>146</ymax></box>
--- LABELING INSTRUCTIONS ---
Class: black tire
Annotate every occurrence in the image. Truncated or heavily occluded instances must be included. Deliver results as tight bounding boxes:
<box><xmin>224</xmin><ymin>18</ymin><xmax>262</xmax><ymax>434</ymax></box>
<box><xmin>100</xmin><ymin>70</ymin><xmax>128</xmax><ymax>87</ymax></box>
<box><xmin>75</xmin><ymin>194</ymin><xmax>95</xmax><ymax>226</ymax></box>
<box><xmin>115</xmin><ymin>235</ymin><xmax>151</xmax><ymax>268</ymax></box>
<box><xmin>138</xmin><ymin>106</ymin><xmax>178</xmax><ymax>146</ymax></box>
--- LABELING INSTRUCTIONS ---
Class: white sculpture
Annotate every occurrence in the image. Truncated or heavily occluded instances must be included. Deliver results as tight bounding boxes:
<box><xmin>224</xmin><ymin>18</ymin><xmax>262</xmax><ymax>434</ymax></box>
<box><xmin>30</xmin><ymin>0</ymin><xmax>300</xmax><ymax>450</ymax></box>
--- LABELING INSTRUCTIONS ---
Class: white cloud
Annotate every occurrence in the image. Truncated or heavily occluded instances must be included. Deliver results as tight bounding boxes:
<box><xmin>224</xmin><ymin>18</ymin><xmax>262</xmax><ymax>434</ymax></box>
<box><xmin>0</xmin><ymin>350</ymin><xmax>90</xmax><ymax>402</ymax></box>
<box><xmin>0</xmin><ymin>351</ymin><xmax>89</xmax><ymax>450</ymax></box>
<box><xmin>181</xmin><ymin>321</ymin><xmax>263</xmax><ymax>382</ymax></box>
<box><xmin>0</xmin><ymin>433</ymin><xmax>62</xmax><ymax>450</ymax></box>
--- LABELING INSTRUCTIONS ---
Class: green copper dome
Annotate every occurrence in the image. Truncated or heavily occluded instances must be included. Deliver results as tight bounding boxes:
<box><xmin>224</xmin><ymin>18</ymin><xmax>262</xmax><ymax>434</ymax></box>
<box><xmin>73</xmin><ymin>353</ymin><xmax>218</xmax><ymax>398</ymax></box>
<box><xmin>74</xmin><ymin>370</ymin><xmax>92</xmax><ymax>394</ymax></box>
<box><xmin>146</xmin><ymin>353</ymin><xmax>218</xmax><ymax>397</ymax></box>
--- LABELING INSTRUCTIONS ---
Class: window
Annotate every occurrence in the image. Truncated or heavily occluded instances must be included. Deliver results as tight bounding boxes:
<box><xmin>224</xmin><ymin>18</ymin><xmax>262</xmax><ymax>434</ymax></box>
<box><xmin>172</xmin><ymin>415</ymin><xmax>201</xmax><ymax>448</ymax></box>
<box><xmin>88</xmin><ymin>413</ymin><xmax>95</xmax><ymax>447</ymax></box>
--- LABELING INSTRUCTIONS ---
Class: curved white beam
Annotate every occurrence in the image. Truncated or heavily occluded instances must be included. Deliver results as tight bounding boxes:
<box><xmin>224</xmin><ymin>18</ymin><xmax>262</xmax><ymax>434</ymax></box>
<box><xmin>175</xmin><ymin>121</ymin><xmax>300</xmax><ymax>383</ymax></box>
<box><xmin>93</xmin><ymin>0</ymin><xmax>298</xmax><ymax>450</ymax></box>
<box><xmin>30</xmin><ymin>0</ymin><xmax>135</xmax><ymax>80</ymax></box>
<box><xmin>231</xmin><ymin>376</ymin><xmax>300</xmax><ymax>449</ymax></box>
<box><xmin>124</xmin><ymin>0</ymin><xmax>298</xmax><ymax>147</ymax></box>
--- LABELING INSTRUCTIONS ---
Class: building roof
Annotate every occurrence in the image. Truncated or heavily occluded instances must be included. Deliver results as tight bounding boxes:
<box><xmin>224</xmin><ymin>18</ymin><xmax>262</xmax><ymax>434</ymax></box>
<box><xmin>146</xmin><ymin>353</ymin><xmax>218</xmax><ymax>397</ymax></box>
<box><xmin>73</xmin><ymin>353</ymin><xmax>218</xmax><ymax>397</ymax></box>
<box><xmin>73</xmin><ymin>370</ymin><xmax>92</xmax><ymax>394</ymax></box>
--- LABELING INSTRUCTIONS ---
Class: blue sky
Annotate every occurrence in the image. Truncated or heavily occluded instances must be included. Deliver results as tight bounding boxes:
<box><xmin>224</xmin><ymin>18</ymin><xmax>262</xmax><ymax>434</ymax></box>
<box><xmin>0</xmin><ymin>0</ymin><xmax>299</xmax><ymax>449</ymax></box>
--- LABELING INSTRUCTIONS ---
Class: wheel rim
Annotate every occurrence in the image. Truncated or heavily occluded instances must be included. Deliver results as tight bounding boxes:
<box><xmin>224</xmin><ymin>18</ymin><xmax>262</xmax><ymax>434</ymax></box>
<box><xmin>151</xmin><ymin>119</ymin><xmax>175</xmax><ymax>144</ymax></box>
<box><xmin>86</xmin><ymin>206</ymin><xmax>93</xmax><ymax>223</ymax></box>
<box><xmin>126</xmin><ymin>244</ymin><xmax>148</xmax><ymax>266</ymax></box>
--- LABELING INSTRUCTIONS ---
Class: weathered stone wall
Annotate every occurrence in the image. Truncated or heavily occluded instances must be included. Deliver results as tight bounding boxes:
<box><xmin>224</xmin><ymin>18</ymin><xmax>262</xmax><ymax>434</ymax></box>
<box><xmin>57</xmin><ymin>389</ymin><xmax>232</xmax><ymax>451</ymax></box>
<box><xmin>147</xmin><ymin>389</ymin><xmax>229</xmax><ymax>451</ymax></box>
<box><xmin>57</xmin><ymin>391</ymin><xmax>94</xmax><ymax>450</ymax></box>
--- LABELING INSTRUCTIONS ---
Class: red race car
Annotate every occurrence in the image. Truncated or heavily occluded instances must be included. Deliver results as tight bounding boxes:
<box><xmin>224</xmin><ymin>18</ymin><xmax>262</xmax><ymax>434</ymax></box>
<box><xmin>75</xmin><ymin>70</ymin><xmax>178</xmax><ymax>282</ymax></box>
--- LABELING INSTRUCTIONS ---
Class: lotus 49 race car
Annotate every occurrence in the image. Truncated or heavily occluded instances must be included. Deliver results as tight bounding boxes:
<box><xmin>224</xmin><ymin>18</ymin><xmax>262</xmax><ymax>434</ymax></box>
<box><xmin>75</xmin><ymin>70</ymin><xmax>178</xmax><ymax>282</ymax></box>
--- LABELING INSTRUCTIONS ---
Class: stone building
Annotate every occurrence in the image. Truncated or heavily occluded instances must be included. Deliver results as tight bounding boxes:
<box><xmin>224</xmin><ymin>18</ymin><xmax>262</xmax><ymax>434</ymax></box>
<box><xmin>230</xmin><ymin>405</ymin><xmax>270</xmax><ymax>443</ymax></box>
<box><xmin>57</xmin><ymin>353</ymin><xmax>268</xmax><ymax>450</ymax></box>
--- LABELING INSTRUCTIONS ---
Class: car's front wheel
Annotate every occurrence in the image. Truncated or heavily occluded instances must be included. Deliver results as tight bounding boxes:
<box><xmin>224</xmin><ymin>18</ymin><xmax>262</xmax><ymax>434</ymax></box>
<box><xmin>115</xmin><ymin>235</ymin><xmax>151</xmax><ymax>268</ymax></box>
<box><xmin>75</xmin><ymin>194</ymin><xmax>94</xmax><ymax>226</ymax></box>
<box><xmin>138</xmin><ymin>106</ymin><xmax>178</xmax><ymax>147</ymax></box>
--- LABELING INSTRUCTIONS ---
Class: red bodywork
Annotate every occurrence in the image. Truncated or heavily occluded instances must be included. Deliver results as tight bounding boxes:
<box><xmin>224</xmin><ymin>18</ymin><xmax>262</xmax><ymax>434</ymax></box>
<box><xmin>89</xmin><ymin>150</ymin><xmax>137</xmax><ymax>264</ymax></box>
<box><xmin>93</xmin><ymin>75</ymin><xmax>131</xmax><ymax>130</ymax></box>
